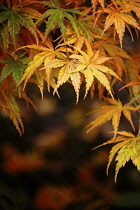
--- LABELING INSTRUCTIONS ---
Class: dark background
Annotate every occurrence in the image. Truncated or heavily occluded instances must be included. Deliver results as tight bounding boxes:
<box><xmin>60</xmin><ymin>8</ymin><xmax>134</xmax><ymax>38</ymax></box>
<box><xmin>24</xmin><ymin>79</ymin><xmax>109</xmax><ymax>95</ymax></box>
<box><xmin>0</xmin><ymin>81</ymin><xmax>140</xmax><ymax>210</ymax></box>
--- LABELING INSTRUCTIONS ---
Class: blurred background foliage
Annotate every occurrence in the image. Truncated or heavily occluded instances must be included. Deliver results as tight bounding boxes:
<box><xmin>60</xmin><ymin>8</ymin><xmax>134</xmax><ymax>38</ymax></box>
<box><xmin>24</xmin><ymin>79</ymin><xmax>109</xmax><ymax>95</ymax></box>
<box><xmin>0</xmin><ymin>82</ymin><xmax>140</xmax><ymax>210</ymax></box>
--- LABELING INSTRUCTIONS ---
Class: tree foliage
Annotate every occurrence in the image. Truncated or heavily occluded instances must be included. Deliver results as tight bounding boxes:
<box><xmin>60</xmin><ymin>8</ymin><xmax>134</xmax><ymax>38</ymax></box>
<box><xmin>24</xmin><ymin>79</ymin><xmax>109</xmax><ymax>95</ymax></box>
<box><xmin>1</xmin><ymin>0</ymin><xmax>140</xmax><ymax>180</ymax></box>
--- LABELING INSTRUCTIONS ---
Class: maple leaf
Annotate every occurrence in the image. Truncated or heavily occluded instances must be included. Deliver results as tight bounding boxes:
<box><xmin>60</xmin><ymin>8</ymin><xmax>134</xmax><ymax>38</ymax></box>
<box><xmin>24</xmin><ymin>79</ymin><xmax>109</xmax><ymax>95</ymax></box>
<box><xmin>74</xmin><ymin>8</ymin><xmax>95</xmax><ymax>41</ymax></box>
<box><xmin>17</xmin><ymin>44</ymin><xmax>56</xmax><ymax>89</ymax></box>
<box><xmin>41</xmin><ymin>51</ymin><xmax>81</xmax><ymax>103</ymax></box>
<box><xmin>13</xmin><ymin>0</ymin><xmax>42</xmax><ymax>19</ymax></box>
<box><xmin>17</xmin><ymin>42</ymin><xmax>70</xmax><ymax>97</ymax></box>
<box><xmin>70</xmin><ymin>41</ymin><xmax>120</xmax><ymax>98</ymax></box>
<box><xmin>34</xmin><ymin>67</ymin><xmax>59</xmax><ymax>98</ymax></box>
<box><xmin>0</xmin><ymin>3</ymin><xmax>37</xmax><ymax>45</ymax></box>
<box><xmin>0</xmin><ymin>55</ymin><xmax>29</xmax><ymax>84</ymax></box>
<box><xmin>0</xmin><ymin>88</ymin><xmax>24</xmax><ymax>136</ymax></box>
<box><xmin>0</xmin><ymin>24</ymin><xmax>9</xmax><ymax>51</ymax></box>
<box><xmin>87</xmin><ymin>97</ymin><xmax>138</xmax><ymax>137</ymax></box>
<box><xmin>92</xmin><ymin>131</ymin><xmax>140</xmax><ymax>181</ymax></box>
<box><xmin>55</xmin><ymin>66</ymin><xmax>81</xmax><ymax>104</ymax></box>
<box><xmin>100</xmin><ymin>40</ymin><xmax>132</xmax><ymax>78</ymax></box>
<box><xmin>102</xmin><ymin>6</ymin><xmax>140</xmax><ymax>47</ymax></box>
<box><xmin>36</xmin><ymin>0</ymin><xmax>83</xmax><ymax>39</ymax></box>
<box><xmin>101</xmin><ymin>40</ymin><xmax>131</xmax><ymax>59</ymax></box>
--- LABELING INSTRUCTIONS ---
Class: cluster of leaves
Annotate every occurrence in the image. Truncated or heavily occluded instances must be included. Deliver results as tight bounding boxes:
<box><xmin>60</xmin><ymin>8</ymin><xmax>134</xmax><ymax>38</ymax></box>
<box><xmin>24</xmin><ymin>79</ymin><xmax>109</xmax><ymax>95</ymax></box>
<box><xmin>1</xmin><ymin>0</ymin><xmax>140</xmax><ymax>180</ymax></box>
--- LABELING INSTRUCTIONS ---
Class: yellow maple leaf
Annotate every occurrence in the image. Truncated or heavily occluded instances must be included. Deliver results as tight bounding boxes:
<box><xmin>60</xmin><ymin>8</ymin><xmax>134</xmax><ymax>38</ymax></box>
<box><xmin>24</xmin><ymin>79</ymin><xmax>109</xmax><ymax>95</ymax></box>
<box><xmin>87</xmin><ymin>97</ymin><xmax>136</xmax><ymax>137</ymax></box>
<box><xmin>44</xmin><ymin>55</ymin><xmax>81</xmax><ymax>103</ymax></box>
<box><xmin>111</xmin><ymin>132</ymin><xmax>140</xmax><ymax>182</ymax></box>
<box><xmin>17</xmin><ymin>45</ymin><xmax>56</xmax><ymax>89</ymax></box>
<box><xmin>49</xmin><ymin>60</ymin><xmax>81</xmax><ymax>102</ymax></box>
<box><xmin>93</xmin><ymin>131</ymin><xmax>140</xmax><ymax>181</ymax></box>
<box><xmin>17</xmin><ymin>42</ymin><xmax>68</xmax><ymax>92</ymax></box>
<box><xmin>71</xmin><ymin>42</ymin><xmax>120</xmax><ymax>98</ymax></box>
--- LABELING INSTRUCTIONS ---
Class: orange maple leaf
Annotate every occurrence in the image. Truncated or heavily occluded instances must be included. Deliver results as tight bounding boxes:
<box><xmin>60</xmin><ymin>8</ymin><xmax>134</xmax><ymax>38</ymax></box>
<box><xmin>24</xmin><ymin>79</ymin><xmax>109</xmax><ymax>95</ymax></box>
<box><xmin>87</xmin><ymin>97</ymin><xmax>138</xmax><ymax>137</ymax></box>
<box><xmin>102</xmin><ymin>6</ymin><xmax>140</xmax><ymax>47</ymax></box>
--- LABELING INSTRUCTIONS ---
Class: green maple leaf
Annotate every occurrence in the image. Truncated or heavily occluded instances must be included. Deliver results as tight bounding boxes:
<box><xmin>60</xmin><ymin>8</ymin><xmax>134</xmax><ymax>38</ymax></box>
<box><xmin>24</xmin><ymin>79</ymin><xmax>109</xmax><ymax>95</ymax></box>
<box><xmin>0</xmin><ymin>56</ymin><xmax>29</xmax><ymax>84</ymax></box>
<box><xmin>0</xmin><ymin>24</ymin><xmax>9</xmax><ymax>51</ymax></box>
<box><xmin>0</xmin><ymin>4</ymin><xmax>37</xmax><ymax>45</ymax></box>
<box><xmin>7</xmin><ymin>10</ymin><xmax>21</xmax><ymax>44</ymax></box>
<box><xmin>36</xmin><ymin>1</ymin><xmax>83</xmax><ymax>38</ymax></box>
<box><xmin>75</xmin><ymin>15</ymin><xmax>95</xmax><ymax>41</ymax></box>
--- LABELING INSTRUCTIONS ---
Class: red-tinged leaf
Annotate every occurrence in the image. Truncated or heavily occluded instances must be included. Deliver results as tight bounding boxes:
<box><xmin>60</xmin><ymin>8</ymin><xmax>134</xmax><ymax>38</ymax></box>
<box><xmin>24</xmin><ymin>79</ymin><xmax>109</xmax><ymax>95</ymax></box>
<box><xmin>23</xmin><ymin>8</ymin><xmax>42</xmax><ymax>19</ymax></box>
<box><xmin>120</xmin><ymin>80</ymin><xmax>140</xmax><ymax>90</ymax></box>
